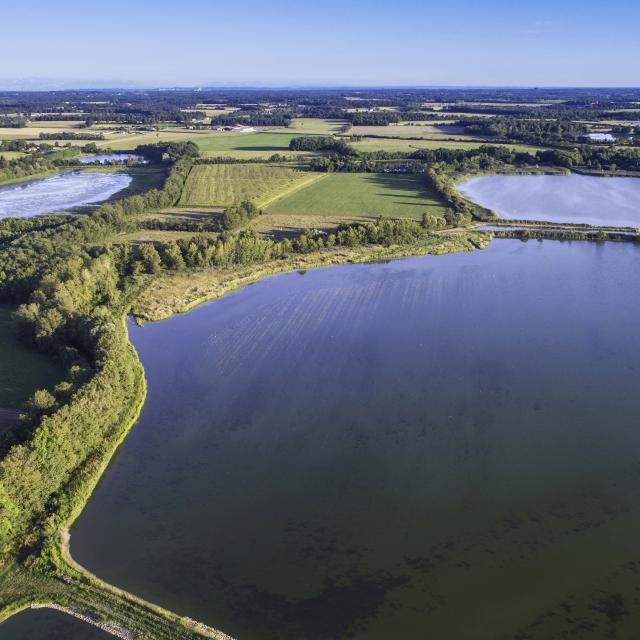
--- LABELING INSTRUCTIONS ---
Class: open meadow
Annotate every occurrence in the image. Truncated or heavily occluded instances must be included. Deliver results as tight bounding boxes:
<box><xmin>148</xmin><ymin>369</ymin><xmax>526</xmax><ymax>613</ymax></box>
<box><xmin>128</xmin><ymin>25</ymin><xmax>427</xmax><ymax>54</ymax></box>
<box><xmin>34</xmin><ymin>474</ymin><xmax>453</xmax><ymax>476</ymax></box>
<box><xmin>265</xmin><ymin>172</ymin><xmax>447</xmax><ymax>219</ymax></box>
<box><xmin>288</xmin><ymin>118</ymin><xmax>350</xmax><ymax>134</ymax></box>
<box><xmin>349</xmin><ymin>137</ymin><xmax>543</xmax><ymax>153</ymax></box>
<box><xmin>348</xmin><ymin>124</ymin><xmax>469</xmax><ymax>138</ymax></box>
<box><xmin>178</xmin><ymin>164</ymin><xmax>325</xmax><ymax>207</ymax></box>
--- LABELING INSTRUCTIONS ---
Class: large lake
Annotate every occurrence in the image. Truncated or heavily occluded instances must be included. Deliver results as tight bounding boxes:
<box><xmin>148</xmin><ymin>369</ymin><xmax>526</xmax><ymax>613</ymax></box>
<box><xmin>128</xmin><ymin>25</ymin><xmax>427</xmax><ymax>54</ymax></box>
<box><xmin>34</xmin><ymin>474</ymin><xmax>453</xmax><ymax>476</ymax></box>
<box><xmin>0</xmin><ymin>171</ymin><xmax>132</xmax><ymax>218</ymax></box>
<box><xmin>458</xmin><ymin>173</ymin><xmax>640</xmax><ymax>226</ymax></box>
<box><xmin>62</xmin><ymin>240</ymin><xmax>640</xmax><ymax>640</ymax></box>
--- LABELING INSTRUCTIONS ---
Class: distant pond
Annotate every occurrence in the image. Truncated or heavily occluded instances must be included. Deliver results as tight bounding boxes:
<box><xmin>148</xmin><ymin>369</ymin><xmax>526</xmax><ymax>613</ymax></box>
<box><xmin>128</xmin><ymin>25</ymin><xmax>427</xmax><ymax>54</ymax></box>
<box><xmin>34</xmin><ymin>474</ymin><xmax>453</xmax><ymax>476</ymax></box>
<box><xmin>584</xmin><ymin>132</ymin><xmax>617</xmax><ymax>142</ymax></box>
<box><xmin>458</xmin><ymin>173</ymin><xmax>640</xmax><ymax>226</ymax></box>
<box><xmin>70</xmin><ymin>240</ymin><xmax>640</xmax><ymax>640</ymax></box>
<box><xmin>78</xmin><ymin>153</ymin><xmax>146</xmax><ymax>164</ymax></box>
<box><xmin>0</xmin><ymin>170</ymin><xmax>132</xmax><ymax>218</ymax></box>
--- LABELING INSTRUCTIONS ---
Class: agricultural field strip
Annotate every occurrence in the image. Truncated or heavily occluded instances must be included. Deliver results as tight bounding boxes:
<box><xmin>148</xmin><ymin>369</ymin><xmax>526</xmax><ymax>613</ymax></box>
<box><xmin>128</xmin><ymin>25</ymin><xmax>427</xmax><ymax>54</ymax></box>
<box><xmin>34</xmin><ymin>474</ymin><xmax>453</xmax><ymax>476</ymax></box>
<box><xmin>178</xmin><ymin>164</ymin><xmax>327</xmax><ymax>208</ymax></box>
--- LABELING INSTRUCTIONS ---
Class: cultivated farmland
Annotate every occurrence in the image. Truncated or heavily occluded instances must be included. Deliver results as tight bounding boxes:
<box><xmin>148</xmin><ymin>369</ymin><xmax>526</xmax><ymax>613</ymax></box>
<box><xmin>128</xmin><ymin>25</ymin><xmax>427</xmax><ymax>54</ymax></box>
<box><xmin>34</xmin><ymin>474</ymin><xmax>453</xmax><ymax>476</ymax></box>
<box><xmin>266</xmin><ymin>172</ymin><xmax>447</xmax><ymax>219</ymax></box>
<box><xmin>178</xmin><ymin>164</ymin><xmax>325</xmax><ymax>207</ymax></box>
<box><xmin>195</xmin><ymin>131</ymin><xmax>311</xmax><ymax>158</ymax></box>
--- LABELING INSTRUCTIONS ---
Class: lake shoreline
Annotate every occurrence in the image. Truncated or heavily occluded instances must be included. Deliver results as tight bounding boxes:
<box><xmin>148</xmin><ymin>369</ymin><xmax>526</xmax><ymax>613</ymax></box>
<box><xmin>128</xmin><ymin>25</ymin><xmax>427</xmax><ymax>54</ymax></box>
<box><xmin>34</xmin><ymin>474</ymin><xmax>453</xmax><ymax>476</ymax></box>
<box><xmin>132</xmin><ymin>230</ymin><xmax>490</xmax><ymax>323</ymax></box>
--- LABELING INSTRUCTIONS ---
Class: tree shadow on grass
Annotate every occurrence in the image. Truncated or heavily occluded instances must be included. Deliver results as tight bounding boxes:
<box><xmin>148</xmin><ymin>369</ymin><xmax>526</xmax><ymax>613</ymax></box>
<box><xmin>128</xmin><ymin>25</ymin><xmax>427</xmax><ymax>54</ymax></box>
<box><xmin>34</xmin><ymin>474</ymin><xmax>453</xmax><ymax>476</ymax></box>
<box><xmin>238</xmin><ymin>145</ymin><xmax>288</xmax><ymax>152</ymax></box>
<box><xmin>365</xmin><ymin>173</ymin><xmax>447</xmax><ymax>207</ymax></box>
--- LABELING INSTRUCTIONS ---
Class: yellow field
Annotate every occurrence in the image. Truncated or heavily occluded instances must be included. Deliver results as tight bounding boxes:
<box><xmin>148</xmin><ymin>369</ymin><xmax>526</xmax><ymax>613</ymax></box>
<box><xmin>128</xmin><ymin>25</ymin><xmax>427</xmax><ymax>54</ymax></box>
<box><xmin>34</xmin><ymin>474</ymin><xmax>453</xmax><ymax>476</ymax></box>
<box><xmin>178</xmin><ymin>163</ymin><xmax>326</xmax><ymax>208</ymax></box>
<box><xmin>0</xmin><ymin>126</ymin><xmax>80</xmax><ymax>140</ymax></box>
<box><xmin>349</xmin><ymin>137</ymin><xmax>542</xmax><ymax>153</ymax></box>
<box><xmin>0</xmin><ymin>151</ymin><xmax>27</xmax><ymax>160</ymax></box>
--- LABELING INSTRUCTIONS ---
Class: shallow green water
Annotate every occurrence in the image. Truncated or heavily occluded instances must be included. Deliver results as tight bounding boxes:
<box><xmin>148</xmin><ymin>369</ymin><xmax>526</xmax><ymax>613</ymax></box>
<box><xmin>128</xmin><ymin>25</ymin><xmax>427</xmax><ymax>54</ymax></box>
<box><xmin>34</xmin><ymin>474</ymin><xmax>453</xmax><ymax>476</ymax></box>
<box><xmin>0</xmin><ymin>306</ymin><xmax>62</xmax><ymax>408</ymax></box>
<box><xmin>62</xmin><ymin>240</ymin><xmax>640</xmax><ymax>639</ymax></box>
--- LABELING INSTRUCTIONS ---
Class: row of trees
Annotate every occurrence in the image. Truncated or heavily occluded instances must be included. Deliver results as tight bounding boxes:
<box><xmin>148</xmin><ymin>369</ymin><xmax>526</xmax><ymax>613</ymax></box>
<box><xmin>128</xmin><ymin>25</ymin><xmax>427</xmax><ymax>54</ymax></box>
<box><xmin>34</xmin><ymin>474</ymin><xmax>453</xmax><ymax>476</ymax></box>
<box><xmin>111</xmin><ymin>217</ymin><xmax>441</xmax><ymax>280</ymax></box>
<box><xmin>0</xmin><ymin>116</ymin><xmax>28</xmax><ymax>128</ymax></box>
<box><xmin>0</xmin><ymin>147</ymin><xmax>78</xmax><ymax>183</ymax></box>
<box><xmin>462</xmin><ymin>116</ymin><xmax>587</xmax><ymax>144</ymax></box>
<box><xmin>39</xmin><ymin>132</ymin><xmax>104</xmax><ymax>141</ymax></box>
<box><xmin>289</xmin><ymin>135</ymin><xmax>355</xmax><ymax>155</ymax></box>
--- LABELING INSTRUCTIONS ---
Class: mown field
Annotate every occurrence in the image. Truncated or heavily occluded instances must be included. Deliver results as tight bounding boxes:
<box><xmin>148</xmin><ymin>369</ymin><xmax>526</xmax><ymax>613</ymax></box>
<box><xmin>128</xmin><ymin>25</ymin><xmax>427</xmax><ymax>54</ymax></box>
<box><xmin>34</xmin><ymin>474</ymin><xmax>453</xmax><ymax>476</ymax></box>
<box><xmin>348</xmin><ymin>124</ymin><xmax>469</xmax><ymax>138</ymax></box>
<box><xmin>195</xmin><ymin>131</ymin><xmax>310</xmax><ymax>158</ymax></box>
<box><xmin>179</xmin><ymin>164</ymin><xmax>325</xmax><ymax>207</ymax></box>
<box><xmin>266</xmin><ymin>172</ymin><xmax>447</xmax><ymax>219</ymax></box>
<box><xmin>288</xmin><ymin>118</ymin><xmax>350</xmax><ymax>134</ymax></box>
<box><xmin>349</xmin><ymin>137</ymin><xmax>543</xmax><ymax>153</ymax></box>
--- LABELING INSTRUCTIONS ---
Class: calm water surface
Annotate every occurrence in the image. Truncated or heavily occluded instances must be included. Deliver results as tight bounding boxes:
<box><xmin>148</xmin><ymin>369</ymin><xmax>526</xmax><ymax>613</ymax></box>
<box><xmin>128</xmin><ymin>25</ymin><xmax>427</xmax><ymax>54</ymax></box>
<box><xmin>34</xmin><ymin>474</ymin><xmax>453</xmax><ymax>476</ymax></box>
<box><xmin>584</xmin><ymin>132</ymin><xmax>617</xmax><ymax>142</ymax></box>
<box><xmin>459</xmin><ymin>173</ymin><xmax>640</xmax><ymax>226</ymax></box>
<box><xmin>70</xmin><ymin>240</ymin><xmax>640</xmax><ymax>640</ymax></box>
<box><xmin>0</xmin><ymin>609</ymin><xmax>111</xmax><ymax>639</ymax></box>
<box><xmin>0</xmin><ymin>171</ymin><xmax>131</xmax><ymax>218</ymax></box>
<box><xmin>78</xmin><ymin>153</ymin><xmax>146</xmax><ymax>164</ymax></box>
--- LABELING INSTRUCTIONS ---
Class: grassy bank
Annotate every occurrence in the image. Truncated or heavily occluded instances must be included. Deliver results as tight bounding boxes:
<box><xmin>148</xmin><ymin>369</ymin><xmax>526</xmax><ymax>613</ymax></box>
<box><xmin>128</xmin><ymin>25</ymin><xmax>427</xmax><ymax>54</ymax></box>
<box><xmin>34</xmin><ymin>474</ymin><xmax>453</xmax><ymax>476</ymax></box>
<box><xmin>133</xmin><ymin>230</ymin><xmax>490</xmax><ymax>322</ymax></box>
<box><xmin>0</xmin><ymin>169</ymin><xmax>58</xmax><ymax>187</ymax></box>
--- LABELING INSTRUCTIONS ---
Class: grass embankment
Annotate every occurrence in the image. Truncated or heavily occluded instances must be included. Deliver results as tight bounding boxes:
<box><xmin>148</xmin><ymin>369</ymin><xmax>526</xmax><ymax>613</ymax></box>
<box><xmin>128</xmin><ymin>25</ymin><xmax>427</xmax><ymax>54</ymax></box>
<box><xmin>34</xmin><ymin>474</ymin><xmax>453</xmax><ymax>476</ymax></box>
<box><xmin>133</xmin><ymin>229</ymin><xmax>490</xmax><ymax>322</ymax></box>
<box><xmin>0</xmin><ymin>318</ymin><xmax>232</xmax><ymax>639</ymax></box>
<box><xmin>265</xmin><ymin>172</ymin><xmax>448</xmax><ymax>220</ymax></box>
<box><xmin>178</xmin><ymin>164</ymin><xmax>325</xmax><ymax>208</ymax></box>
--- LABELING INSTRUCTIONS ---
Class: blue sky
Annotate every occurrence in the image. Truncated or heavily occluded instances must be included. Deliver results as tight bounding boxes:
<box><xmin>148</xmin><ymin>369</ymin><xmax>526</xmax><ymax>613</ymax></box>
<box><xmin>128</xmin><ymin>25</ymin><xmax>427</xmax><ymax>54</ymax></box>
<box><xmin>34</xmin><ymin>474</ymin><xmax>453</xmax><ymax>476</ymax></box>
<box><xmin>1</xmin><ymin>0</ymin><xmax>639</xmax><ymax>88</ymax></box>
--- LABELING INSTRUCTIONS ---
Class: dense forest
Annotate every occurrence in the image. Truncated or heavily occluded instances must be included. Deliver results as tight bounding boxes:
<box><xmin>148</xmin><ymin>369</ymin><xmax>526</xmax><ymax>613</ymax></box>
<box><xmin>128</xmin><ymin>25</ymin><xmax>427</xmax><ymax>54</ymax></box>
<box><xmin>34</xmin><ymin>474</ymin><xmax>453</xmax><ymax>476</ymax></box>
<box><xmin>462</xmin><ymin>117</ymin><xmax>588</xmax><ymax>144</ymax></box>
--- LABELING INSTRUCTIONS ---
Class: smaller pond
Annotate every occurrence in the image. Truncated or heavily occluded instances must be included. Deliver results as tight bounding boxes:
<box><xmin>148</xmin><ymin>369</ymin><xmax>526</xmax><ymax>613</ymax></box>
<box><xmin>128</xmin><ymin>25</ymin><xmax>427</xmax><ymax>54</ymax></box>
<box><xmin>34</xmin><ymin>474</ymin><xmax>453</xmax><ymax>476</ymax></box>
<box><xmin>0</xmin><ymin>171</ymin><xmax>132</xmax><ymax>218</ymax></box>
<box><xmin>584</xmin><ymin>132</ymin><xmax>617</xmax><ymax>142</ymax></box>
<box><xmin>458</xmin><ymin>173</ymin><xmax>640</xmax><ymax>227</ymax></box>
<box><xmin>78</xmin><ymin>153</ymin><xmax>146</xmax><ymax>164</ymax></box>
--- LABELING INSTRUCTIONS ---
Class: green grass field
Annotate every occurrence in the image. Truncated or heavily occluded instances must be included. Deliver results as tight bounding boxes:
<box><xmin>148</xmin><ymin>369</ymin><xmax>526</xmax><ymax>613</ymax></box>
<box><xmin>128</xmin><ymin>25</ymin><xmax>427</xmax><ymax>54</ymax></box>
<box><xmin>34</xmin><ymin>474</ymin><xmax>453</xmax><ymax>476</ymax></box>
<box><xmin>265</xmin><ymin>172</ymin><xmax>447</xmax><ymax>219</ymax></box>
<box><xmin>348</xmin><ymin>124</ymin><xmax>469</xmax><ymax>138</ymax></box>
<box><xmin>195</xmin><ymin>131</ymin><xmax>311</xmax><ymax>158</ymax></box>
<box><xmin>0</xmin><ymin>306</ymin><xmax>61</xmax><ymax>407</ymax></box>
<box><xmin>349</xmin><ymin>137</ymin><xmax>543</xmax><ymax>153</ymax></box>
<box><xmin>178</xmin><ymin>164</ymin><xmax>325</xmax><ymax>207</ymax></box>
<box><xmin>288</xmin><ymin>118</ymin><xmax>350</xmax><ymax>134</ymax></box>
